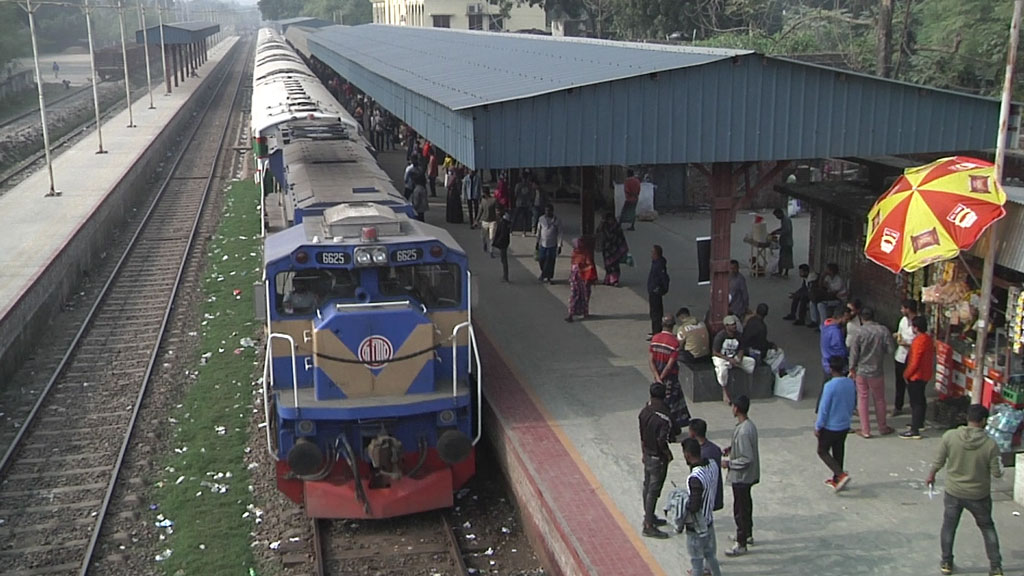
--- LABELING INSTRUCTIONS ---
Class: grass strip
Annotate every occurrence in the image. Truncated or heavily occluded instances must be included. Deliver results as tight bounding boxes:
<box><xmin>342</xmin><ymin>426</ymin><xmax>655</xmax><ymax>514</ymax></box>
<box><xmin>149</xmin><ymin>179</ymin><xmax>263</xmax><ymax>574</ymax></box>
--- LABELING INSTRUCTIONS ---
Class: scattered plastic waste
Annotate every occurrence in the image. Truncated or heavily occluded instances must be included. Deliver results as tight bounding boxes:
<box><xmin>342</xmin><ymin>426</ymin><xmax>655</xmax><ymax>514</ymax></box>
<box><xmin>501</xmin><ymin>527</ymin><xmax>511</xmax><ymax>534</ymax></box>
<box><xmin>269</xmin><ymin>541</ymin><xmax>281</xmax><ymax>550</ymax></box>
<box><xmin>155</xmin><ymin>519</ymin><xmax>174</xmax><ymax>528</ymax></box>
<box><xmin>155</xmin><ymin>549</ymin><xmax>173</xmax><ymax>562</ymax></box>
<box><xmin>239</xmin><ymin>337</ymin><xmax>255</xmax><ymax>348</ymax></box>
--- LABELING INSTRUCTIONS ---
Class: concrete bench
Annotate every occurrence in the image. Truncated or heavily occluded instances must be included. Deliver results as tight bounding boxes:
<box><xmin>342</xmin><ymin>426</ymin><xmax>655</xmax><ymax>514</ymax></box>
<box><xmin>680</xmin><ymin>360</ymin><xmax>775</xmax><ymax>403</ymax></box>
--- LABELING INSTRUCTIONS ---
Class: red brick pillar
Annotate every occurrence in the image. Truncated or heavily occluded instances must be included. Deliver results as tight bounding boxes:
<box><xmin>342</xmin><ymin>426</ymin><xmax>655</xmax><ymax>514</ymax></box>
<box><xmin>709</xmin><ymin>162</ymin><xmax>736</xmax><ymax>328</ymax></box>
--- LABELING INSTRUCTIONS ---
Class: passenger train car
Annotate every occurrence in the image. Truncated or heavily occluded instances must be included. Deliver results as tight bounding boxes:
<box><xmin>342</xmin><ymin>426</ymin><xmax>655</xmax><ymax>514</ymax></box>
<box><xmin>252</xmin><ymin>28</ymin><xmax>480</xmax><ymax>519</ymax></box>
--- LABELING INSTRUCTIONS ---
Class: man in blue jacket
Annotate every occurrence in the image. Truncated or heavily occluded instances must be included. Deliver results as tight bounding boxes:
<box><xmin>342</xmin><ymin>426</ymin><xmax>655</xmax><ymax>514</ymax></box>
<box><xmin>816</xmin><ymin>355</ymin><xmax>857</xmax><ymax>492</ymax></box>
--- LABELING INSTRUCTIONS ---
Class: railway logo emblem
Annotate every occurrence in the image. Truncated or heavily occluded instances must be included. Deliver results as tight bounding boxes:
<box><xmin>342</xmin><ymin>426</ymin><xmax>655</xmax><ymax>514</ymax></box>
<box><xmin>358</xmin><ymin>336</ymin><xmax>394</xmax><ymax>368</ymax></box>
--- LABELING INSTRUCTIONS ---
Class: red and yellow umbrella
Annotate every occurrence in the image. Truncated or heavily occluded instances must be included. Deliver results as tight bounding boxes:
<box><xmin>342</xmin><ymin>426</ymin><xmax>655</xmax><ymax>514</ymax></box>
<box><xmin>865</xmin><ymin>156</ymin><xmax>1007</xmax><ymax>273</ymax></box>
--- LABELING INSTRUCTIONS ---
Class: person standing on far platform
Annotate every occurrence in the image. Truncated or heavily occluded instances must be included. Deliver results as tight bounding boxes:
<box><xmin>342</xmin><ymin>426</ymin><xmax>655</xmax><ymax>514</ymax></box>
<box><xmin>492</xmin><ymin>206</ymin><xmax>512</xmax><ymax>283</ymax></box>
<box><xmin>728</xmin><ymin>259</ymin><xmax>749</xmax><ymax>320</ymax></box>
<box><xmin>647</xmin><ymin>245</ymin><xmax>669</xmax><ymax>338</ymax></box>
<box><xmin>893</xmin><ymin>299</ymin><xmax>919</xmax><ymax>417</ymax></box>
<box><xmin>535</xmin><ymin>204</ymin><xmax>563</xmax><ymax>283</ymax></box>
<box><xmin>464</xmin><ymin>169</ymin><xmax>481</xmax><ymax>228</ymax></box>
<box><xmin>427</xmin><ymin>149</ymin><xmax>439</xmax><ymax>197</ymax></box>
<box><xmin>927</xmin><ymin>404</ymin><xmax>1003</xmax><ymax>576</ymax></box>
<box><xmin>848</xmin><ymin>306</ymin><xmax>895</xmax><ymax>438</ymax></box>
<box><xmin>638</xmin><ymin>382</ymin><xmax>673</xmax><ymax>539</ymax></box>
<box><xmin>681</xmin><ymin>437</ymin><xmax>722</xmax><ymax>576</ymax></box>
<box><xmin>410</xmin><ymin>173</ymin><xmax>428</xmax><ymax>222</ymax></box>
<box><xmin>771</xmin><ymin>208</ymin><xmax>794</xmax><ymax>278</ymax></box>
<box><xmin>723</xmin><ymin>395</ymin><xmax>759</xmax><ymax>557</ymax></box>
<box><xmin>900</xmin><ymin>315</ymin><xmax>935</xmax><ymax>440</ymax></box>
<box><xmin>620</xmin><ymin>169</ymin><xmax>641</xmax><ymax>230</ymax></box>
<box><xmin>565</xmin><ymin>237</ymin><xmax>596</xmax><ymax>321</ymax></box>
<box><xmin>596</xmin><ymin>212</ymin><xmax>629</xmax><ymax>286</ymax></box>
<box><xmin>816</xmin><ymin>355</ymin><xmax>856</xmax><ymax>492</ymax></box>
<box><xmin>52</xmin><ymin>61</ymin><xmax>59</xmax><ymax>78</ymax></box>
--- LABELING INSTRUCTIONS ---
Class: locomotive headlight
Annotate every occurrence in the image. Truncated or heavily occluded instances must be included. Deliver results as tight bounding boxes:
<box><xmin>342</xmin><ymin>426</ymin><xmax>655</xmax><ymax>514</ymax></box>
<box><xmin>372</xmin><ymin>247</ymin><xmax>388</xmax><ymax>264</ymax></box>
<box><xmin>354</xmin><ymin>248</ymin><xmax>373</xmax><ymax>265</ymax></box>
<box><xmin>437</xmin><ymin>409</ymin><xmax>456</xmax><ymax>426</ymax></box>
<box><xmin>296</xmin><ymin>419</ymin><xmax>316</xmax><ymax>436</ymax></box>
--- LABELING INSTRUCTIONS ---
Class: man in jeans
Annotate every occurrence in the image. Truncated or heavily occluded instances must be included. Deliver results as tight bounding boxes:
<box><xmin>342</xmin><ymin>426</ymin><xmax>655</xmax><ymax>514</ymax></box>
<box><xmin>926</xmin><ymin>404</ymin><xmax>1003</xmax><ymax>576</ymax></box>
<box><xmin>848</xmin><ymin>306</ymin><xmax>895</xmax><ymax>438</ymax></box>
<box><xmin>815</xmin><ymin>355</ymin><xmax>856</xmax><ymax>492</ymax></box>
<box><xmin>535</xmin><ymin>204</ymin><xmax>562</xmax><ymax>283</ymax></box>
<box><xmin>723</xmin><ymin>395</ymin><xmax>759</xmax><ymax>557</ymax></box>
<box><xmin>682</xmin><ymin>437</ymin><xmax>722</xmax><ymax>576</ymax></box>
<box><xmin>899</xmin><ymin>315</ymin><xmax>934</xmax><ymax>440</ymax></box>
<box><xmin>638</xmin><ymin>382</ymin><xmax>672</xmax><ymax>539</ymax></box>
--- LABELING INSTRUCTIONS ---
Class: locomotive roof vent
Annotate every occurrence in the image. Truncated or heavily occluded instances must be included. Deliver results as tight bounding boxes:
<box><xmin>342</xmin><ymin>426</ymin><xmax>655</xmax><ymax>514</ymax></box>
<box><xmin>322</xmin><ymin>204</ymin><xmax>403</xmax><ymax>239</ymax></box>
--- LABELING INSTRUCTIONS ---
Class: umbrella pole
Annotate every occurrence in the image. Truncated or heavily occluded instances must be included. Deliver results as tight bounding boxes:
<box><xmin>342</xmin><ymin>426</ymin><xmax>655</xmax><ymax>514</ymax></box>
<box><xmin>971</xmin><ymin>0</ymin><xmax>1022</xmax><ymax>404</ymax></box>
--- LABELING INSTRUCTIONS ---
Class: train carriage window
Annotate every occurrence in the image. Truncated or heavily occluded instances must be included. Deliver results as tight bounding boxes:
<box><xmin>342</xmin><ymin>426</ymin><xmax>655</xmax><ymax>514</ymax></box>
<box><xmin>378</xmin><ymin>264</ymin><xmax>462</xmax><ymax>309</ymax></box>
<box><xmin>275</xmin><ymin>269</ymin><xmax>360</xmax><ymax>315</ymax></box>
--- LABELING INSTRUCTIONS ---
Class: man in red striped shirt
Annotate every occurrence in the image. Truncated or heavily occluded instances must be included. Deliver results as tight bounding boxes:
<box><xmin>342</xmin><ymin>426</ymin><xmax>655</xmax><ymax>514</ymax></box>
<box><xmin>650</xmin><ymin>315</ymin><xmax>690</xmax><ymax>440</ymax></box>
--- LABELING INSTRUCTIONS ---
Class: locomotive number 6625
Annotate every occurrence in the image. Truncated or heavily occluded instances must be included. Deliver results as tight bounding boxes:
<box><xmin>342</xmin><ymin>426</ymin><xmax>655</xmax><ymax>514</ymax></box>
<box><xmin>391</xmin><ymin>248</ymin><xmax>422</xmax><ymax>263</ymax></box>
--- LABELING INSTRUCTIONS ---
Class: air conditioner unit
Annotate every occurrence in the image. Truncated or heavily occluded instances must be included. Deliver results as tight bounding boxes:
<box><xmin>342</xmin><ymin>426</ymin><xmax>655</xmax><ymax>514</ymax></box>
<box><xmin>467</xmin><ymin>3</ymin><xmax>483</xmax><ymax>14</ymax></box>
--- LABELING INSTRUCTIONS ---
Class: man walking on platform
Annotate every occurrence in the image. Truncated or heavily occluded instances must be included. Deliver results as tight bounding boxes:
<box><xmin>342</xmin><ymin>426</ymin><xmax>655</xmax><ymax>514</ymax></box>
<box><xmin>477</xmin><ymin>188</ymin><xmax>498</xmax><ymax>256</ymax></box>
<box><xmin>723</xmin><ymin>395</ymin><xmax>759</xmax><ymax>557</ymax></box>
<box><xmin>849</xmin><ymin>306</ymin><xmax>895</xmax><ymax>438</ymax></box>
<box><xmin>647</xmin><ymin>245</ymin><xmax>670</xmax><ymax>338</ymax></box>
<box><xmin>638</xmin><ymin>382</ymin><xmax>673</xmax><ymax>539</ymax></box>
<box><xmin>492</xmin><ymin>206</ymin><xmax>512</xmax><ymax>283</ymax></box>
<box><xmin>926</xmin><ymin>404</ymin><xmax>1003</xmax><ymax>576</ymax></box>
<box><xmin>816</xmin><ymin>355</ymin><xmax>856</xmax><ymax>492</ymax></box>
<box><xmin>535</xmin><ymin>204</ymin><xmax>563</xmax><ymax>283</ymax></box>
<box><xmin>682</xmin><ymin>437</ymin><xmax>722</xmax><ymax>576</ymax></box>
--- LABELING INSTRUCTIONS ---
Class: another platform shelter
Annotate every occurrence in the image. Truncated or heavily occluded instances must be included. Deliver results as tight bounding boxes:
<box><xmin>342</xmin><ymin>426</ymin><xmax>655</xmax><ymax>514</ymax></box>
<box><xmin>136</xmin><ymin>21</ymin><xmax>220</xmax><ymax>93</ymax></box>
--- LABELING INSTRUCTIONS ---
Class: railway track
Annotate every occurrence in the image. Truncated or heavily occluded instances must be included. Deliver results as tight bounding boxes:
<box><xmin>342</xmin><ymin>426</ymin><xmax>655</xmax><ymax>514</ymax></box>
<box><xmin>0</xmin><ymin>78</ymin><xmax>161</xmax><ymax>192</ymax></box>
<box><xmin>0</xmin><ymin>84</ymin><xmax>92</xmax><ymax>132</ymax></box>
<box><xmin>0</xmin><ymin>41</ymin><xmax>248</xmax><ymax>576</ymax></box>
<box><xmin>313</xmin><ymin>513</ymin><xmax>470</xmax><ymax>576</ymax></box>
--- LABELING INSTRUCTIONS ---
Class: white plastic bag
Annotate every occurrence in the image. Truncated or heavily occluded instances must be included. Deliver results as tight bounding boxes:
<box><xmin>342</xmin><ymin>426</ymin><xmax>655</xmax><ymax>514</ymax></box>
<box><xmin>774</xmin><ymin>365</ymin><xmax>804</xmax><ymax>401</ymax></box>
<box><xmin>765</xmin><ymin>347</ymin><xmax>786</xmax><ymax>373</ymax></box>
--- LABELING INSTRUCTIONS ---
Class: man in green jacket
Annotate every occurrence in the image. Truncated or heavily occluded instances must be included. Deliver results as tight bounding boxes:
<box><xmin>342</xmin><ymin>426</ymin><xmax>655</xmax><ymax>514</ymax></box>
<box><xmin>926</xmin><ymin>404</ymin><xmax>1003</xmax><ymax>576</ymax></box>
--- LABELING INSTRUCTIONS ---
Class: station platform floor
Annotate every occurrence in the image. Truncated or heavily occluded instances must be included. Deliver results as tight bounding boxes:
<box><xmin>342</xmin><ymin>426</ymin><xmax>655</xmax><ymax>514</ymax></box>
<box><xmin>0</xmin><ymin>38</ymin><xmax>237</xmax><ymax>324</ymax></box>
<box><xmin>377</xmin><ymin>151</ymin><xmax>1024</xmax><ymax>576</ymax></box>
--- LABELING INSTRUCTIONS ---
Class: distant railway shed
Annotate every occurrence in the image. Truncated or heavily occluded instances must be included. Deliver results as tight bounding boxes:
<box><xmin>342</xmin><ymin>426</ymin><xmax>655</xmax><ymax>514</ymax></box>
<box><xmin>136</xmin><ymin>21</ymin><xmax>221</xmax><ymax>93</ymax></box>
<box><xmin>306</xmin><ymin>23</ymin><xmax>1012</xmax><ymax>324</ymax></box>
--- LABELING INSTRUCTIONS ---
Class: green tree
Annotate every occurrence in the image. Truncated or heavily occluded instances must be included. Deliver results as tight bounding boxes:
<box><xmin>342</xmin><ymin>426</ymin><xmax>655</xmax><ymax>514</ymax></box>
<box><xmin>301</xmin><ymin>0</ymin><xmax>372</xmax><ymax>25</ymax></box>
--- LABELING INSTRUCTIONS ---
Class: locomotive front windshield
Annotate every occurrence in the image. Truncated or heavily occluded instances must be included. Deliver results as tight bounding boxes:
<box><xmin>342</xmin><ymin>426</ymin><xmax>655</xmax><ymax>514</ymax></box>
<box><xmin>275</xmin><ymin>269</ymin><xmax>360</xmax><ymax>315</ymax></box>
<box><xmin>379</xmin><ymin>264</ymin><xmax>462</xmax><ymax>309</ymax></box>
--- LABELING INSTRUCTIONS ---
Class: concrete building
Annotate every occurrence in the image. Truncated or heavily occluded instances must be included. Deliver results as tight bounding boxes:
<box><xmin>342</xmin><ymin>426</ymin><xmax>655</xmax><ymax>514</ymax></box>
<box><xmin>369</xmin><ymin>0</ymin><xmax>547</xmax><ymax>32</ymax></box>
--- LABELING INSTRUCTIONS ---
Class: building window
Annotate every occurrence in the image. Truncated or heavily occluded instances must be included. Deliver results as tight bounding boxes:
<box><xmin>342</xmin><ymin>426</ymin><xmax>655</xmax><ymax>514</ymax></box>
<box><xmin>432</xmin><ymin>14</ymin><xmax>451</xmax><ymax>28</ymax></box>
<box><xmin>468</xmin><ymin>14</ymin><xmax>483</xmax><ymax>30</ymax></box>
<box><xmin>488</xmin><ymin>15</ymin><xmax>503</xmax><ymax>31</ymax></box>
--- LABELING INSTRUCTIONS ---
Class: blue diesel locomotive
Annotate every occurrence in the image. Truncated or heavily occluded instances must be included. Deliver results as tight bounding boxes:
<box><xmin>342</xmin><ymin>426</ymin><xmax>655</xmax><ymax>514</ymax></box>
<box><xmin>253</xmin><ymin>28</ymin><xmax>480</xmax><ymax>519</ymax></box>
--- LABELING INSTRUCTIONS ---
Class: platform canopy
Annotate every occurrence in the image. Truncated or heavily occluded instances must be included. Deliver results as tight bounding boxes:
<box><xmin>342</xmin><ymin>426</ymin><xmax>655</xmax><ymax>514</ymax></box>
<box><xmin>277</xmin><ymin>17</ymin><xmax>333</xmax><ymax>33</ymax></box>
<box><xmin>136</xmin><ymin>21</ymin><xmax>220</xmax><ymax>45</ymax></box>
<box><xmin>308</xmin><ymin>24</ymin><xmax>1009</xmax><ymax>170</ymax></box>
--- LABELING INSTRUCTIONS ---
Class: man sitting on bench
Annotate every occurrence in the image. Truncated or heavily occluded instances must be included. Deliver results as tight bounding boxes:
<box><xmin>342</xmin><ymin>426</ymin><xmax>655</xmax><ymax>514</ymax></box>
<box><xmin>675</xmin><ymin>307</ymin><xmax>711</xmax><ymax>365</ymax></box>
<box><xmin>712</xmin><ymin>315</ymin><xmax>756</xmax><ymax>405</ymax></box>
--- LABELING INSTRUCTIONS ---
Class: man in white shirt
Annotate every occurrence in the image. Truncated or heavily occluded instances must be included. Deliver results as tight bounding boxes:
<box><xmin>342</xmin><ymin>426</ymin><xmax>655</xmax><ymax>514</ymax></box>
<box><xmin>893</xmin><ymin>299</ymin><xmax>918</xmax><ymax>416</ymax></box>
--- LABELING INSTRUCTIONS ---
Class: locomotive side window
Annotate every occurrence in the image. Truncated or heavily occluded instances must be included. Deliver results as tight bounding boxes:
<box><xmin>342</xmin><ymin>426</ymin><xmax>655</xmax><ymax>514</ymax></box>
<box><xmin>378</xmin><ymin>264</ymin><xmax>462</xmax><ymax>309</ymax></box>
<box><xmin>275</xmin><ymin>269</ymin><xmax>360</xmax><ymax>315</ymax></box>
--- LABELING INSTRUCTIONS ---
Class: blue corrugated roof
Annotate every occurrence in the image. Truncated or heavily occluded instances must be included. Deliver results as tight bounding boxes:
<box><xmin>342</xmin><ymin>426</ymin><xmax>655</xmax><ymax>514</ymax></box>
<box><xmin>135</xmin><ymin>21</ymin><xmax>219</xmax><ymax>45</ymax></box>
<box><xmin>310</xmin><ymin>25</ymin><xmax>749</xmax><ymax>110</ymax></box>
<box><xmin>306</xmin><ymin>24</ymin><xmax>1008</xmax><ymax>169</ymax></box>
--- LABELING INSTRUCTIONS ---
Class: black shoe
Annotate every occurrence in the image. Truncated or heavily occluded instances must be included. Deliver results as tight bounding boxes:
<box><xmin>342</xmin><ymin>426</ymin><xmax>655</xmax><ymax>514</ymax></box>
<box><xmin>652</xmin><ymin>517</ymin><xmax>668</xmax><ymax>527</ymax></box>
<box><xmin>792</xmin><ymin>319</ymin><xmax>805</xmax><ymax>325</ymax></box>
<box><xmin>782</xmin><ymin>314</ymin><xmax>796</xmax><ymax>320</ymax></box>
<box><xmin>806</xmin><ymin>321</ymin><xmax>818</xmax><ymax>328</ymax></box>
<box><xmin>642</xmin><ymin>526</ymin><xmax>669</xmax><ymax>539</ymax></box>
